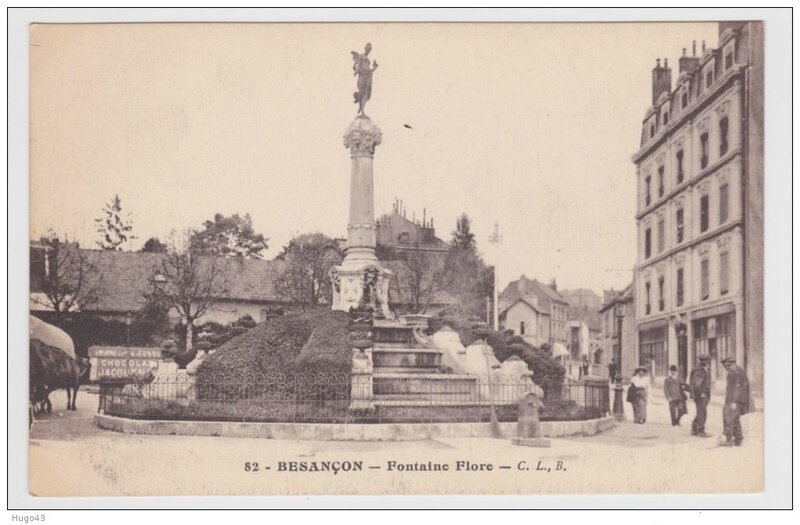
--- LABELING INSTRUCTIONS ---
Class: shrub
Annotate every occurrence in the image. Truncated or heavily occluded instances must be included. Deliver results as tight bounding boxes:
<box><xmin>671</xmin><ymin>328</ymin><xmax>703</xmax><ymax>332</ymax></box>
<box><xmin>293</xmin><ymin>310</ymin><xmax>351</xmax><ymax>376</ymax></box>
<box><xmin>195</xmin><ymin>308</ymin><xmax>348</xmax><ymax>400</ymax></box>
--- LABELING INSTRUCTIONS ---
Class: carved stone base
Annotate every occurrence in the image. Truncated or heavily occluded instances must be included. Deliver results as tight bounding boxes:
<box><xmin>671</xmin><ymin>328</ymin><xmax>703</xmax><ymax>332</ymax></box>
<box><xmin>330</xmin><ymin>260</ymin><xmax>393</xmax><ymax>319</ymax></box>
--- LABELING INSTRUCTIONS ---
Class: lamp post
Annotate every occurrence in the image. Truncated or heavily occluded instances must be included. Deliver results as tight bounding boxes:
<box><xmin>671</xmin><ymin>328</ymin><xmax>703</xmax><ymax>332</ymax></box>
<box><xmin>612</xmin><ymin>300</ymin><xmax>626</xmax><ymax>421</ymax></box>
<box><xmin>125</xmin><ymin>311</ymin><xmax>132</xmax><ymax>348</ymax></box>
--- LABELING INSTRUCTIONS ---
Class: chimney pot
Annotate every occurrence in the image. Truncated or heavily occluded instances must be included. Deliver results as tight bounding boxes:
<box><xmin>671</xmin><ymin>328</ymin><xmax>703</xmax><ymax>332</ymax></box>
<box><xmin>702</xmin><ymin>40</ymin><xmax>706</xmax><ymax>52</ymax></box>
<box><xmin>693</xmin><ymin>40</ymin><xmax>697</xmax><ymax>56</ymax></box>
<box><xmin>664</xmin><ymin>58</ymin><xmax>669</xmax><ymax>68</ymax></box>
<box><xmin>656</xmin><ymin>58</ymin><xmax>661</xmax><ymax>67</ymax></box>
<box><xmin>682</xmin><ymin>47</ymin><xmax>687</xmax><ymax>56</ymax></box>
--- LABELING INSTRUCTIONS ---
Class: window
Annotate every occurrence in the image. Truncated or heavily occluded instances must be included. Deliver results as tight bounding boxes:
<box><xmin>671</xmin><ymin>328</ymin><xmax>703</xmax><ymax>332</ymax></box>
<box><xmin>640</xmin><ymin>327</ymin><xmax>667</xmax><ymax>376</ymax></box>
<box><xmin>645</xmin><ymin>228</ymin><xmax>652</xmax><ymax>259</ymax></box>
<box><xmin>676</xmin><ymin>208</ymin><xmax>684</xmax><ymax>243</ymax></box>
<box><xmin>700</xmin><ymin>259</ymin><xmax>710</xmax><ymax>300</ymax></box>
<box><xmin>645</xmin><ymin>281</ymin><xmax>651</xmax><ymax>315</ymax></box>
<box><xmin>720</xmin><ymin>252</ymin><xmax>730</xmax><ymax>295</ymax></box>
<box><xmin>520</xmin><ymin>321</ymin><xmax>526</xmax><ymax>335</ymax></box>
<box><xmin>681</xmin><ymin>91</ymin><xmax>688</xmax><ymax>109</ymax></box>
<box><xmin>719</xmin><ymin>183</ymin><xmax>729</xmax><ymax>223</ymax></box>
<box><xmin>676</xmin><ymin>268</ymin><xmax>684</xmax><ymax>306</ymax></box>
<box><xmin>663</xmin><ymin>111</ymin><xmax>669</xmax><ymax>125</ymax></box>
<box><xmin>658</xmin><ymin>276</ymin><xmax>665</xmax><ymax>311</ymax></box>
<box><xmin>725</xmin><ymin>51</ymin><xmax>734</xmax><ymax>70</ymax></box>
<box><xmin>645</xmin><ymin>177</ymin><xmax>651</xmax><ymax>206</ymax></box>
<box><xmin>719</xmin><ymin>117</ymin><xmax>729</xmax><ymax>156</ymax></box>
<box><xmin>700</xmin><ymin>133</ymin><xmax>709</xmax><ymax>169</ymax></box>
<box><xmin>676</xmin><ymin>150</ymin><xmax>684</xmax><ymax>183</ymax></box>
<box><xmin>700</xmin><ymin>195</ymin><xmax>709</xmax><ymax>232</ymax></box>
<box><xmin>658</xmin><ymin>166</ymin><xmax>665</xmax><ymax>197</ymax></box>
<box><xmin>706</xmin><ymin>69</ymin><xmax>714</xmax><ymax>88</ymax></box>
<box><xmin>658</xmin><ymin>219</ymin><xmax>665</xmax><ymax>253</ymax></box>
<box><xmin>693</xmin><ymin>313</ymin><xmax>736</xmax><ymax>380</ymax></box>
<box><xmin>650</xmin><ymin>124</ymin><xmax>655</xmax><ymax>138</ymax></box>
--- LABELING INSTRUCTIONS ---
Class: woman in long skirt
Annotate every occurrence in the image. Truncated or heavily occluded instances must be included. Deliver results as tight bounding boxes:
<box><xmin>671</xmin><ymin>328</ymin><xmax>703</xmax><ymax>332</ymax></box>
<box><xmin>630</xmin><ymin>366</ymin><xmax>650</xmax><ymax>423</ymax></box>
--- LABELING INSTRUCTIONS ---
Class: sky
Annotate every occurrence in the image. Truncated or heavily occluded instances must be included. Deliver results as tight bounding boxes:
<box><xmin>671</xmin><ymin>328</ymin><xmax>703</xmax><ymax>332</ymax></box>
<box><xmin>29</xmin><ymin>22</ymin><xmax>720</xmax><ymax>296</ymax></box>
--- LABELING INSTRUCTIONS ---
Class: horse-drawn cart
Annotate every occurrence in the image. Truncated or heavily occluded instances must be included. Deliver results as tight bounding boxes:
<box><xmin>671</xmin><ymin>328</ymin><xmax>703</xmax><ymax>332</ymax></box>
<box><xmin>29</xmin><ymin>316</ymin><xmax>88</xmax><ymax>427</ymax></box>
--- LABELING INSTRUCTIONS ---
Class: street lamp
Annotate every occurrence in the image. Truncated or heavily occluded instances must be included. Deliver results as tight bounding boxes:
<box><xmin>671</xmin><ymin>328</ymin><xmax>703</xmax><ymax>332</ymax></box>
<box><xmin>612</xmin><ymin>299</ymin><xmax>626</xmax><ymax>421</ymax></box>
<box><xmin>125</xmin><ymin>311</ymin><xmax>132</xmax><ymax>348</ymax></box>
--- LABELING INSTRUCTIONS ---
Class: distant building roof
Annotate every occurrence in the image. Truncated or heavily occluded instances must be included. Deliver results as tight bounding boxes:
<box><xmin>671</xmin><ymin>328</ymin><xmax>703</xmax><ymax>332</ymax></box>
<box><xmin>598</xmin><ymin>283</ymin><xmax>634</xmax><ymax>314</ymax></box>
<box><xmin>498</xmin><ymin>297</ymin><xmax>547</xmax><ymax>317</ymax></box>
<box><xmin>499</xmin><ymin>275</ymin><xmax>569</xmax><ymax>311</ymax></box>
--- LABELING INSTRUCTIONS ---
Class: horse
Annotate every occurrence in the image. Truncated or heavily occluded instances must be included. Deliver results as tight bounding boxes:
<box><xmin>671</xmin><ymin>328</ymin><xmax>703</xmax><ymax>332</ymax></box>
<box><xmin>30</xmin><ymin>340</ymin><xmax>90</xmax><ymax>413</ymax></box>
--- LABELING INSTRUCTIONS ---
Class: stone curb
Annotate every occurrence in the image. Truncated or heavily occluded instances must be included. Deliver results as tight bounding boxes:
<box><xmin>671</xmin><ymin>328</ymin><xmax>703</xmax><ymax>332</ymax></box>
<box><xmin>94</xmin><ymin>414</ymin><xmax>615</xmax><ymax>441</ymax></box>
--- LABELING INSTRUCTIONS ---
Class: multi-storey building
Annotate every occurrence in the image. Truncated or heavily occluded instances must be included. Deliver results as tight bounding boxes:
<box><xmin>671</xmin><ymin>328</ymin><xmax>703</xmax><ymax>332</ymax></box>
<box><xmin>499</xmin><ymin>275</ymin><xmax>569</xmax><ymax>347</ymax></box>
<box><xmin>631</xmin><ymin>23</ymin><xmax>763</xmax><ymax>389</ymax></box>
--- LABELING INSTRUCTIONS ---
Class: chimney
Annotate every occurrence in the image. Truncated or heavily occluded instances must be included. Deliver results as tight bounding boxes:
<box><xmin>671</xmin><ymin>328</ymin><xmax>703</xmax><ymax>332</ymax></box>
<box><xmin>693</xmin><ymin>40</ymin><xmax>697</xmax><ymax>56</ymax></box>
<box><xmin>702</xmin><ymin>40</ymin><xmax>706</xmax><ymax>53</ymax></box>
<box><xmin>423</xmin><ymin>208</ymin><xmax>427</xmax><ymax>227</ymax></box>
<box><xmin>431</xmin><ymin>217</ymin><xmax>434</xmax><ymax>229</ymax></box>
<box><xmin>550</xmin><ymin>278</ymin><xmax>558</xmax><ymax>292</ymax></box>
<box><xmin>679</xmin><ymin>45</ymin><xmax>700</xmax><ymax>74</ymax></box>
<box><xmin>652</xmin><ymin>57</ymin><xmax>672</xmax><ymax>105</ymax></box>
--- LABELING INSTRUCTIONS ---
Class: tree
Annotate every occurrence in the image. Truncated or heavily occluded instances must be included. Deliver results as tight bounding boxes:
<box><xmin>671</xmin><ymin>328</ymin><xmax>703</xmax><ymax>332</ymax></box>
<box><xmin>274</xmin><ymin>233</ymin><xmax>341</xmax><ymax>309</ymax></box>
<box><xmin>140</xmin><ymin>237</ymin><xmax>168</xmax><ymax>253</ymax></box>
<box><xmin>32</xmin><ymin>233</ymin><xmax>103</xmax><ymax>320</ymax></box>
<box><xmin>390</xmin><ymin>248</ymin><xmax>450</xmax><ymax>314</ymax></box>
<box><xmin>95</xmin><ymin>194</ymin><xmax>135</xmax><ymax>250</ymax></box>
<box><xmin>451</xmin><ymin>213</ymin><xmax>476</xmax><ymax>251</ymax></box>
<box><xmin>189</xmin><ymin>213</ymin><xmax>268</xmax><ymax>259</ymax></box>
<box><xmin>145</xmin><ymin>239</ymin><xmax>228</xmax><ymax>351</ymax></box>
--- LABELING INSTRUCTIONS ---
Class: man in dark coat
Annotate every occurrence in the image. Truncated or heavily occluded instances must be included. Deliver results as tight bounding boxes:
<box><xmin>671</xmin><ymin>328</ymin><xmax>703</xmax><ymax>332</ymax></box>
<box><xmin>607</xmin><ymin>358</ymin><xmax>617</xmax><ymax>383</ymax></box>
<box><xmin>719</xmin><ymin>356</ymin><xmax>750</xmax><ymax>446</ymax></box>
<box><xmin>689</xmin><ymin>355</ymin><xmax>712</xmax><ymax>437</ymax></box>
<box><xmin>663</xmin><ymin>365</ymin><xmax>688</xmax><ymax>426</ymax></box>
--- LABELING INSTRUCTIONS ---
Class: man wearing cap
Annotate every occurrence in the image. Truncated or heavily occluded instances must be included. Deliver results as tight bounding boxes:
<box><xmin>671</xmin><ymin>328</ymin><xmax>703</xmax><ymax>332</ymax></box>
<box><xmin>663</xmin><ymin>365</ymin><xmax>688</xmax><ymax>426</ymax></box>
<box><xmin>689</xmin><ymin>356</ymin><xmax>712</xmax><ymax>437</ymax></box>
<box><xmin>720</xmin><ymin>357</ymin><xmax>750</xmax><ymax>446</ymax></box>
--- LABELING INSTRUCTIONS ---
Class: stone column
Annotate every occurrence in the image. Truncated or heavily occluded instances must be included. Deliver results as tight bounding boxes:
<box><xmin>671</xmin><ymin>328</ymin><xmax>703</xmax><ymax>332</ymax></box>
<box><xmin>343</xmin><ymin>115</ymin><xmax>382</xmax><ymax>265</ymax></box>
<box><xmin>330</xmin><ymin>115</ymin><xmax>393</xmax><ymax>317</ymax></box>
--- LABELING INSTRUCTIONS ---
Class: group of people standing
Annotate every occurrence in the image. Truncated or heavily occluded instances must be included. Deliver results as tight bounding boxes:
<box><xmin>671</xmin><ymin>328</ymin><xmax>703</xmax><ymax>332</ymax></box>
<box><xmin>623</xmin><ymin>355</ymin><xmax>751</xmax><ymax>446</ymax></box>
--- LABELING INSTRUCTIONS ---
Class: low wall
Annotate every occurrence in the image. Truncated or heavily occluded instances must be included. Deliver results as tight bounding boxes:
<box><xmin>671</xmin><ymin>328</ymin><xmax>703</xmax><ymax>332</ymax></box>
<box><xmin>94</xmin><ymin>414</ymin><xmax>615</xmax><ymax>441</ymax></box>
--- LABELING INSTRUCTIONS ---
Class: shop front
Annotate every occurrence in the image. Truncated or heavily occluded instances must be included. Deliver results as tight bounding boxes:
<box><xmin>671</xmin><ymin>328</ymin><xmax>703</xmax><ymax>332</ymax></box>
<box><xmin>690</xmin><ymin>303</ymin><xmax>736</xmax><ymax>381</ymax></box>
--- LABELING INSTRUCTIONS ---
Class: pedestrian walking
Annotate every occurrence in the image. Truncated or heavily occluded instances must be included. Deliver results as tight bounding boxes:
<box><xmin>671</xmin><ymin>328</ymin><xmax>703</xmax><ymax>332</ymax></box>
<box><xmin>581</xmin><ymin>356</ymin><xmax>590</xmax><ymax>378</ymax></box>
<box><xmin>628</xmin><ymin>366</ymin><xmax>649</xmax><ymax>424</ymax></box>
<box><xmin>719</xmin><ymin>356</ymin><xmax>751</xmax><ymax>447</ymax></box>
<box><xmin>689</xmin><ymin>355</ymin><xmax>713</xmax><ymax>437</ymax></box>
<box><xmin>663</xmin><ymin>365</ymin><xmax>688</xmax><ymax>426</ymax></box>
<box><xmin>607</xmin><ymin>358</ymin><xmax>617</xmax><ymax>383</ymax></box>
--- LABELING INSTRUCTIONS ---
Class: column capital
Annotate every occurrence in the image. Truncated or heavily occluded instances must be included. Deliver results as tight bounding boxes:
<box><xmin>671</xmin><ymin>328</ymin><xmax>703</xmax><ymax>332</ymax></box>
<box><xmin>343</xmin><ymin>115</ymin><xmax>383</xmax><ymax>157</ymax></box>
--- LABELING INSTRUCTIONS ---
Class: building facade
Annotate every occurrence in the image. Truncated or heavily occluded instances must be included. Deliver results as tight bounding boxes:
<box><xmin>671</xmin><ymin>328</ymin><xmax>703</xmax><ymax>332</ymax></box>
<box><xmin>499</xmin><ymin>275</ymin><xmax>569</xmax><ymax>347</ymax></box>
<box><xmin>498</xmin><ymin>297</ymin><xmax>551</xmax><ymax>348</ymax></box>
<box><xmin>631</xmin><ymin>23</ymin><xmax>763</xmax><ymax>388</ymax></box>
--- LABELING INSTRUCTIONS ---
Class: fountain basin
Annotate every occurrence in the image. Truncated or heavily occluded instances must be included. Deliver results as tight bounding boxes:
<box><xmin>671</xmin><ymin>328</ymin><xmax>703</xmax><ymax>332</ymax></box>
<box><xmin>371</xmin><ymin>344</ymin><xmax>442</xmax><ymax>372</ymax></box>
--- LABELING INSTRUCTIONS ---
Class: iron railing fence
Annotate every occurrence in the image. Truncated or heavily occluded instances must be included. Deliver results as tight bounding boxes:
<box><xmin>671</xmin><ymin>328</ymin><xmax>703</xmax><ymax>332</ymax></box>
<box><xmin>98</xmin><ymin>373</ymin><xmax>611</xmax><ymax>424</ymax></box>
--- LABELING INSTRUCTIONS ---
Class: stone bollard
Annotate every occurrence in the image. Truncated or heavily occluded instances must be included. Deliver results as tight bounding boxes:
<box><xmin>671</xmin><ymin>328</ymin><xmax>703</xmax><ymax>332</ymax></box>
<box><xmin>511</xmin><ymin>390</ymin><xmax>551</xmax><ymax>447</ymax></box>
<box><xmin>348</xmin><ymin>350</ymin><xmax>374</xmax><ymax>411</ymax></box>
